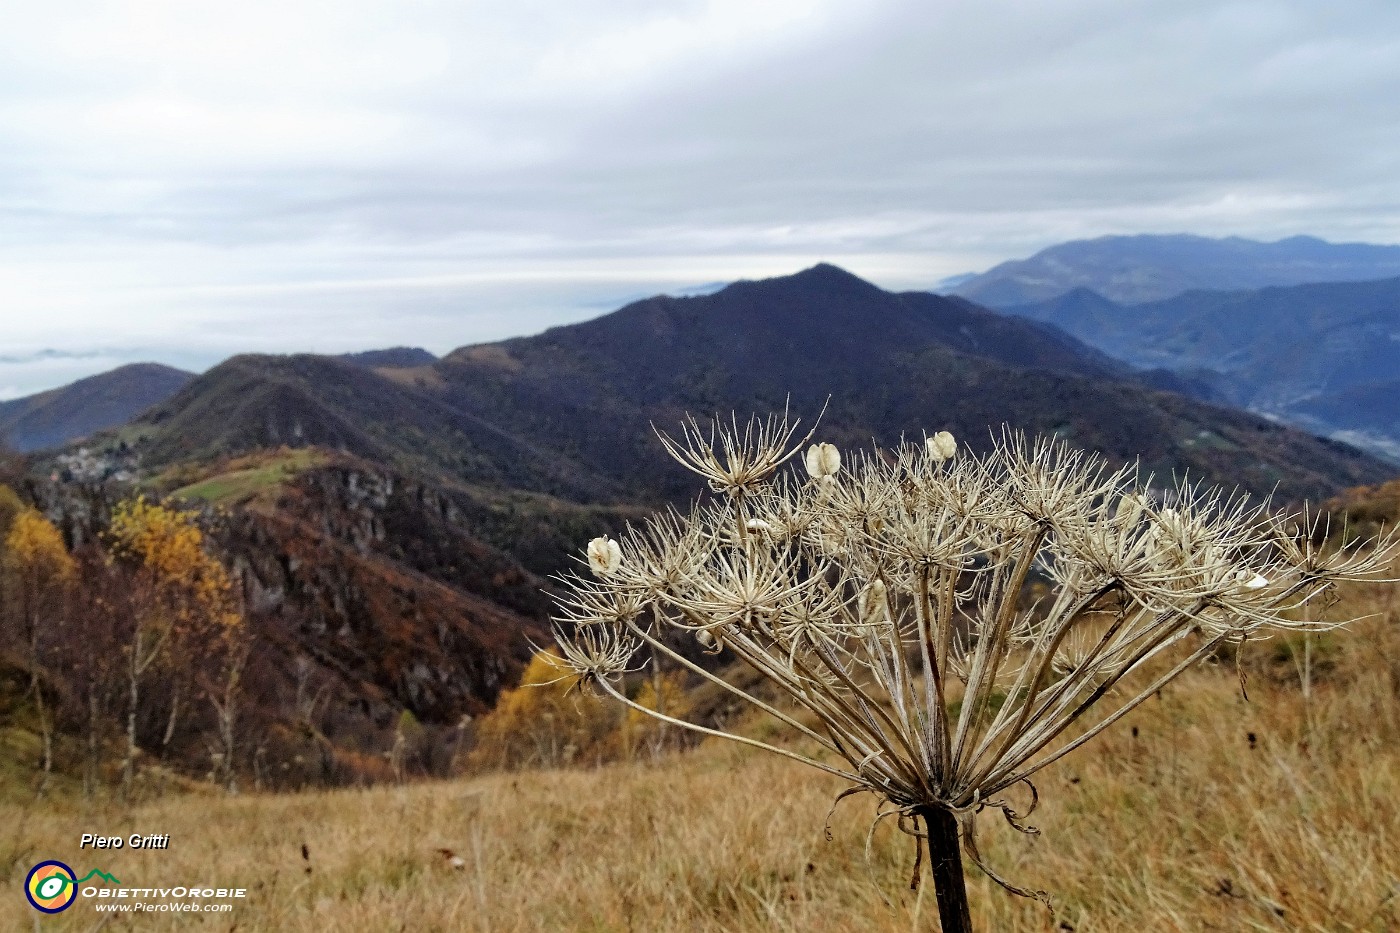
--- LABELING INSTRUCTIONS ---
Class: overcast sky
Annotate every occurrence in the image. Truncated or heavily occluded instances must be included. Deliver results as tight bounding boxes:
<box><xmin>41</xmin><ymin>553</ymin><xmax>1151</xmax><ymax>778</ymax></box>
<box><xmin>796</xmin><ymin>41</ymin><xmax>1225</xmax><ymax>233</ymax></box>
<box><xmin>3</xmin><ymin>0</ymin><xmax>1400</xmax><ymax>398</ymax></box>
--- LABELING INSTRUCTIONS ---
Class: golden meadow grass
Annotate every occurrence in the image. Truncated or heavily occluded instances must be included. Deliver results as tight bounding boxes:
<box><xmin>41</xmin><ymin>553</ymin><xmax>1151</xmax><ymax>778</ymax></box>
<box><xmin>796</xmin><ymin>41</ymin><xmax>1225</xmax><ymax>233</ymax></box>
<box><xmin>4</xmin><ymin>586</ymin><xmax>1397</xmax><ymax>932</ymax></box>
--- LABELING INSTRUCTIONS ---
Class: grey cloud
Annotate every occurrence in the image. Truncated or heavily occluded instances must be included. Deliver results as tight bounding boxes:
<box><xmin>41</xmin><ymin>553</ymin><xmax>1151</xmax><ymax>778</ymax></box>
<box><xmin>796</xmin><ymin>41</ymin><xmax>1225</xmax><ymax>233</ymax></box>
<box><xmin>3</xmin><ymin>0</ymin><xmax>1400</xmax><ymax>397</ymax></box>
<box><xmin>0</xmin><ymin>349</ymin><xmax>111</xmax><ymax>364</ymax></box>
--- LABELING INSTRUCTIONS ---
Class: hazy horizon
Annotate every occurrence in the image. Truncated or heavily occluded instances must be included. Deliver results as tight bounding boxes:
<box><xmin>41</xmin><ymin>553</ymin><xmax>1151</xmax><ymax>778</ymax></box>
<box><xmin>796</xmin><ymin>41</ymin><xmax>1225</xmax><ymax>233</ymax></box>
<box><xmin>7</xmin><ymin>232</ymin><xmax>1400</xmax><ymax>401</ymax></box>
<box><xmin>5</xmin><ymin>1</ymin><xmax>1400</xmax><ymax>397</ymax></box>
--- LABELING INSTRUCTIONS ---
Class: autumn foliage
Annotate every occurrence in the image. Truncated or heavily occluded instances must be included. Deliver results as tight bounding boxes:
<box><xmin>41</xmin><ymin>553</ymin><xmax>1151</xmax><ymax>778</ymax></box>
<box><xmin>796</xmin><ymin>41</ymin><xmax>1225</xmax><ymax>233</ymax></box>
<box><xmin>105</xmin><ymin>496</ymin><xmax>240</xmax><ymax>633</ymax></box>
<box><xmin>0</xmin><ymin>487</ymin><xmax>260</xmax><ymax>798</ymax></box>
<box><xmin>468</xmin><ymin>650</ymin><xmax>692</xmax><ymax>771</ymax></box>
<box><xmin>1</xmin><ymin>505</ymin><xmax>75</xmax><ymax>794</ymax></box>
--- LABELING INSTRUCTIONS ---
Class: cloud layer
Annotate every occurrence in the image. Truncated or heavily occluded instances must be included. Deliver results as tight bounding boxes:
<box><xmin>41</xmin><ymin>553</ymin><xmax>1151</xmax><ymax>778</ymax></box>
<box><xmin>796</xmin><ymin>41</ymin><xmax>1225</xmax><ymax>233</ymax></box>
<box><xmin>3</xmin><ymin>0</ymin><xmax>1400</xmax><ymax>395</ymax></box>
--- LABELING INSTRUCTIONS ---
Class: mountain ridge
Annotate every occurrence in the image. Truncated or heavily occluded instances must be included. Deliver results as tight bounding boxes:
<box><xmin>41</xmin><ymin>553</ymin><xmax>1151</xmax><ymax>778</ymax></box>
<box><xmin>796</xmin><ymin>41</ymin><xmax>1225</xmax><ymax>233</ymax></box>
<box><xmin>952</xmin><ymin>233</ymin><xmax>1400</xmax><ymax>306</ymax></box>
<box><xmin>39</xmin><ymin>263</ymin><xmax>1389</xmax><ymax>510</ymax></box>
<box><xmin>0</xmin><ymin>362</ymin><xmax>194</xmax><ymax>453</ymax></box>
<box><xmin>428</xmin><ymin>263</ymin><xmax>1389</xmax><ymax>502</ymax></box>
<box><xmin>999</xmin><ymin>275</ymin><xmax>1400</xmax><ymax>462</ymax></box>
<box><xmin>93</xmin><ymin>262</ymin><xmax>1387</xmax><ymax>506</ymax></box>
<box><xmin>340</xmin><ymin>346</ymin><xmax>438</xmax><ymax>369</ymax></box>
<box><xmin>135</xmin><ymin>353</ymin><xmax>627</xmax><ymax>503</ymax></box>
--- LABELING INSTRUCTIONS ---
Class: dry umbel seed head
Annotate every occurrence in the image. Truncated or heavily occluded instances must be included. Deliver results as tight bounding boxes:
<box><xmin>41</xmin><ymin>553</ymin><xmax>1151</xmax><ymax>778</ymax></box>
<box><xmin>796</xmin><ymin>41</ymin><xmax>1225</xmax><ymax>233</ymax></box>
<box><xmin>550</xmin><ymin>410</ymin><xmax>1399</xmax><ymax>927</ymax></box>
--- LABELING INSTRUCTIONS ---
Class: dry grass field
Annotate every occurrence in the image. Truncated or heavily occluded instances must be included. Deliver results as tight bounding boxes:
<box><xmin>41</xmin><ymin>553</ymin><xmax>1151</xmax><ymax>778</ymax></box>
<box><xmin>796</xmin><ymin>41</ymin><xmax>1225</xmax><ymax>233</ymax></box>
<box><xmin>4</xmin><ymin>583</ymin><xmax>1398</xmax><ymax>932</ymax></box>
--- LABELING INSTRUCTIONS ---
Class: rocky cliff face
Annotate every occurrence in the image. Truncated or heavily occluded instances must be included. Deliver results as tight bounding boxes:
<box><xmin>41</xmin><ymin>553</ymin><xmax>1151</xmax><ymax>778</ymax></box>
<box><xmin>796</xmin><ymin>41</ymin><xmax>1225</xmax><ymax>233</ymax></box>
<box><xmin>30</xmin><ymin>454</ymin><xmax>554</xmax><ymax>731</ymax></box>
<box><xmin>219</xmin><ymin>461</ymin><xmax>552</xmax><ymax>723</ymax></box>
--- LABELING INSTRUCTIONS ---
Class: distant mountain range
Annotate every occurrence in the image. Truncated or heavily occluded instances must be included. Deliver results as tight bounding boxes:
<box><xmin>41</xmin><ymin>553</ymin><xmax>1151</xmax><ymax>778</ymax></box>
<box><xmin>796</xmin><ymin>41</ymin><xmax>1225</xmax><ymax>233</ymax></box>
<box><xmin>0</xmin><ymin>349</ymin><xmax>440</xmax><ymax>454</ymax></box>
<box><xmin>1002</xmin><ymin>277</ymin><xmax>1400</xmax><ymax>462</ymax></box>
<box><xmin>952</xmin><ymin>234</ymin><xmax>1400</xmax><ymax>307</ymax></box>
<box><xmin>0</xmin><ymin>363</ymin><xmax>193</xmax><ymax>452</ymax></box>
<box><xmin>113</xmin><ymin>263</ymin><xmax>1388</xmax><ymax>504</ymax></box>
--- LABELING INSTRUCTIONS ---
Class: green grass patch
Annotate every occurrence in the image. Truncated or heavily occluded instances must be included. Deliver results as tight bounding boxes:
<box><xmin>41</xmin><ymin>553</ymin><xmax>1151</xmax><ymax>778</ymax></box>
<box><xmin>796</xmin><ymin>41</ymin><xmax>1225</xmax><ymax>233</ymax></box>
<box><xmin>171</xmin><ymin>448</ymin><xmax>327</xmax><ymax>506</ymax></box>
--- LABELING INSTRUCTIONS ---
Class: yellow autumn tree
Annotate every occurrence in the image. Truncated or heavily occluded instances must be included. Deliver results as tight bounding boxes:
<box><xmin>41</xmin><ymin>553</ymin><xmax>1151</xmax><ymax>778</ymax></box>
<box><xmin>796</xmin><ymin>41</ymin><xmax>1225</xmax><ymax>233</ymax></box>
<box><xmin>469</xmin><ymin>651</ymin><xmax>622</xmax><ymax>771</ymax></box>
<box><xmin>622</xmin><ymin>671</ymin><xmax>690</xmax><ymax>761</ymax></box>
<box><xmin>0</xmin><ymin>484</ymin><xmax>23</xmax><ymax>544</ymax></box>
<box><xmin>104</xmin><ymin>497</ymin><xmax>243</xmax><ymax>793</ymax></box>
<box><xmin>2</xmin><ymin>507</ymin><xmax>75</xmax><ymax>795</ymax></box>
<box><xmin>0</xmin><ymin>484</ymin><xmax>28</xmax><ymax>651</ymax></box>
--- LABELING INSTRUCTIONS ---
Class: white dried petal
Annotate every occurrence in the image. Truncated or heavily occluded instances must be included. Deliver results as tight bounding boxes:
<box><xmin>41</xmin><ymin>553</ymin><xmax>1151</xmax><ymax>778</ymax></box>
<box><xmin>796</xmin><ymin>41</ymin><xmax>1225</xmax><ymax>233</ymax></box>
<box><xmin>805</xmin><ymin>442</ymin><xmax>841</xmax><ymax>479</ymax></box>
<box><xmin>927</xmin><ymin>431</ymin><xmax>957</xmax><ymax>462</ymax></box>
<box><xmin>586</xmin><ymin>536</ymin><xmax>623</xmax><ymax>576</ymax></box>
<box><xmin>859</xmin><ymin>578</ymin><xmax>888</xmax><ymax>621</ymax></box>
<box><xmin>1238</xmin><ymin>572</ymin><xmax>1269</xmax><ymax>590</ymax></box>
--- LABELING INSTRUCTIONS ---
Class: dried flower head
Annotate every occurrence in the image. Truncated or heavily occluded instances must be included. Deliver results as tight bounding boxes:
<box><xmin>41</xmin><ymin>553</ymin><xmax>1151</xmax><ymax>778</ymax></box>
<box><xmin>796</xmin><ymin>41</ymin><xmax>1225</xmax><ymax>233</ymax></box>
<box><xmin>654</xmin><ymin>405</ymin><xmax>822</xmax><ymax>498</ymax></box>
<box><xmin>551</xmin><ymin>410</ymin><xmax>1399</xmax><ymax>930</ymax></box>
